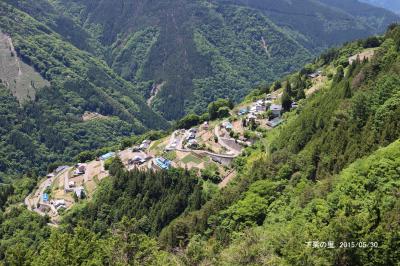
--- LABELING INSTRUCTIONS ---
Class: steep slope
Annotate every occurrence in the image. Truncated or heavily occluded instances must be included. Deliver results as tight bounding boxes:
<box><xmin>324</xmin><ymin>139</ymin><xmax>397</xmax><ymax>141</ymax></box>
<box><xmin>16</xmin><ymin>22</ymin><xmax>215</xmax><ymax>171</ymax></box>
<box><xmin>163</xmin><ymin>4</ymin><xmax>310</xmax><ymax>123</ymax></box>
<box><xmin>49</xmin><ymin>0</ymin><xmax>399</xmax><ymax>119</ymax></box>
<box><xmin>0</xmin><ymin>31</ymin><xmax>49</xmax><ymax>102</ymax></box>
<box><xmin>0</xmin><ymin>1</ymin><xmax>168</xmax><ymax>179</ymax></box>
<box><xmin>158</xmin><ymin>25</ymin><xmax>400</xmax><ymax>265</ymax></box>
<box><xmin>0</xmin><ymin>23</ymin><xmax>400</xmax><ymax>266</ymax></box>
<box><xmin>226</xmin><ymin>0</ymin><xmax>398</xmax><ymax>47</ymax></box>
<box><xmin>217</xmin><ymin>140</ymin><xmax>400</xmax><ymax>265</ymax></box>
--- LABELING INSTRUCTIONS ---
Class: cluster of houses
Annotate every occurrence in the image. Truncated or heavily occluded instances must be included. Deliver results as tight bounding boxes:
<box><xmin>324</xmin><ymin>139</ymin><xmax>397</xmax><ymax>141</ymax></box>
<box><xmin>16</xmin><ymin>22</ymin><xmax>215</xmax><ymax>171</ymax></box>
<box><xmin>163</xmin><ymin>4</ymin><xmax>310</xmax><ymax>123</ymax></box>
<box><xmin>237</xmin><ymin>94</ymin><xmax>285</xmax><ymax>128</ymax></box>
<box><xmin>184</xmin><ymin>128</ymin><xmax>199</xmax><ymax>149</ymax></box>
<box><xmin>66</xmin><ymin>164</ymin><xmax>87</xmax><ymax>200</ymax></box>
<box><xmin>41</xmin><ymin>193</ymin><xmax>67</xmax><ymax>211</ymax></box>
<box><xmin>74</xmin><ymin>163</ymin><xmax>86</xmax><ymax>176</ymax></box>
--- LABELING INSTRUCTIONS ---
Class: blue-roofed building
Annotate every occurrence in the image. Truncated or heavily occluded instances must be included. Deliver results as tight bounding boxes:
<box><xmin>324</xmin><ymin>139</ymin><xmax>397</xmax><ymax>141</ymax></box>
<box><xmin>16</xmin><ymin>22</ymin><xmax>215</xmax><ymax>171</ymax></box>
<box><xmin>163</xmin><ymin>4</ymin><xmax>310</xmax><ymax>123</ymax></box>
<box><xmin>42</xmin><ymin>193</ymin><xmax>49</xmax><ymax>202</ymax></box>
<box><xmin>155</xmin><ymin>157</ymin><xmax>171</xmax><ymax>170</ymax></box>
<box><xmin>100</xmin><ymin>152</ymin><xmax>116</xmax><ymax>161</ymax></box>
<box><xmin>223</xmin><ymin>122</ymin><xmax>233</xmax><ymax>130</ymax></box>
<box><xmin>238</xmin><ymin>108</ymin><xmax>248</xmax><ymax>116</ymax></box>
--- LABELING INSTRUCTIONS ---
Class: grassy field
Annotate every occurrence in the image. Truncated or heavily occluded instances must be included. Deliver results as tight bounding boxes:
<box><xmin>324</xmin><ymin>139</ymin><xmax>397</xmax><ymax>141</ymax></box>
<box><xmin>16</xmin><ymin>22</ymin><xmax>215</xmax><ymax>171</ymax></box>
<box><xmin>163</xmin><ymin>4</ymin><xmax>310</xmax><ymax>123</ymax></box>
<box><xmin>181</xmin><ymin>153</ymin><xmax>203</xmax><ymax>164</ymax></box>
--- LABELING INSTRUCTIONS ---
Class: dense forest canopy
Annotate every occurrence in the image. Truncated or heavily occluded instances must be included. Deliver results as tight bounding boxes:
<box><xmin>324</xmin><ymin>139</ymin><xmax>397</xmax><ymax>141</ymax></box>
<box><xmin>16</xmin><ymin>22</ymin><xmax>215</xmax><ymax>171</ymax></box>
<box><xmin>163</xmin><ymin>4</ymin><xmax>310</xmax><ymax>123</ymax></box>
<box><xmin>9</xmin><ymin>0</ymin><xmax>398</xmax><ymax>119</ymax></box>
<box><xmin>0</xmin><ymin>23</ymin><xmax>399</xmax><ymax>265</ymax></box>
<box><xmin>0</xmin><ymin>0</ymin><xmax>397</xmax><ymax>187</ymax></box>
<box><xmin>0</xmin><ymin>0</ymin><xmax>400</xmax><ymax>264</ymax></box>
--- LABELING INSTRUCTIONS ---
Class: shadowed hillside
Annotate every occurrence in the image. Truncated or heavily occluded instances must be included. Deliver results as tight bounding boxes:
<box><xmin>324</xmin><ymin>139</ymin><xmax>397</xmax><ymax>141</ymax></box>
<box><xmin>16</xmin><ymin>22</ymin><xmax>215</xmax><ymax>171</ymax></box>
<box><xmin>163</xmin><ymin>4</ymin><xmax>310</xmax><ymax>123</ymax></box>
<box><xmin>47</xmin><ymin>0</ymin><xmax>399</xmax><ymax>119</ymax></box>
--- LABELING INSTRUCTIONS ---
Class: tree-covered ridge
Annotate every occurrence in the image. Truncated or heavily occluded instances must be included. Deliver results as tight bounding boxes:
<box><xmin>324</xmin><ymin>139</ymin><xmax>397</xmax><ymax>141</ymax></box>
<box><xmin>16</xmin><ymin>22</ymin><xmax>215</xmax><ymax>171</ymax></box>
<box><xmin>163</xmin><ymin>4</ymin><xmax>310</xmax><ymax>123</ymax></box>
<box><xmin>216</xmin><ymin>139</ymin><xmax>400</xmax><ymax>265</ymax></box>
<box><xmin>0</xmin><ymin>1</ymin><xmax>169</xmax><ymax>182</ymax></box>
<box><xmin>157</xmin><ymin>25</ymin><xmax>400</xmax><ymax>265</ymax></box>
<box><xmin>226</xmin><ymin>0</ymin><xmax>398</xmax><ymax>47</ymax></box>
<box><xmin>0</xmin><ymin>2</ymin><xmax>168</xmax><ymax>129</ymax></box>
<box><xmin>49</xmin><ymin>0</ymin><xmax>398</xmax><ymax>119</ymax></box>
<box><xmin>0</xmin><ymin>2</ymin><xmax>399</xmax><ymax>264</ymax></box>
<box><xmin>62</xmin><ymin>159</ymin><xmax>205</xmax><ymax>237</ymax></box>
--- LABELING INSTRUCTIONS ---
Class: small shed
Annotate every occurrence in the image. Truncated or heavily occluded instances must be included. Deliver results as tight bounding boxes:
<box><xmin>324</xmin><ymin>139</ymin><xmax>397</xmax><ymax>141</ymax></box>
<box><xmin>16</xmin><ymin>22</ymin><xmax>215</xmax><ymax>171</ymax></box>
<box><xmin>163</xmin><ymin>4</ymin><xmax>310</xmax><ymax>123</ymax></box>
<box><xmin>42</xmin><ymin>193</ymin><xmax>49</xmax><ymax>202</ymax></box>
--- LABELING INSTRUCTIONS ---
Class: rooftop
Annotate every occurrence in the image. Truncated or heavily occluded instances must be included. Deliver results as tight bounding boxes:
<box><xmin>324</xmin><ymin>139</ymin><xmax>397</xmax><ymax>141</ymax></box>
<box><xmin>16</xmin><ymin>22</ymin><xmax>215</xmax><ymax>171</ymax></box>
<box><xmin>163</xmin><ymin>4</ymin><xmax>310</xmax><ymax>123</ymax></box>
<box><xmin>100</xmin><ymin>152</ymin><xmax>116</xmax><ymax>161</ymax></box>
<box><xmin>270</xmin><ymin>104</ymin><xmax>282</xmax><ymax>111</ymax></box>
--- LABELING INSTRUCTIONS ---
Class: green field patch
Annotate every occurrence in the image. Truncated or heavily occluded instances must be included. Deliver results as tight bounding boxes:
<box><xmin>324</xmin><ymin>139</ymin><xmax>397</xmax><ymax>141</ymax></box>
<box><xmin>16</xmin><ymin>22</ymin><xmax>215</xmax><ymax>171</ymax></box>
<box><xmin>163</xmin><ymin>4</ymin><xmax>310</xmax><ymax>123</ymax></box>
<box><xmin>181</xmin><ymin>153</ymin><xmax>203</xmax><ymax>165</ymax></box>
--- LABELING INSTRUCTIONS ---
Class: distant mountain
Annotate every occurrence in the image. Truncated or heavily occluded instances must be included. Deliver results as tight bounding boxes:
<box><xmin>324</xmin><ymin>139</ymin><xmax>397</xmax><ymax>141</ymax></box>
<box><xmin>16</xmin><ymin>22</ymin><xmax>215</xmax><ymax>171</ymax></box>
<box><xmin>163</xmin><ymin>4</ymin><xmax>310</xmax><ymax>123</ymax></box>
<box><xmin>359</xmin><ymin>0</ymin><xmax>400</xmax><ymax>14</ymax></box>
<box><xmin>44</xmin><ymin>0</ymin><xmax>399</xmax><ymax>119</ymax></box>
<box><xmin>0</xmin><ymin>0</ymin><xmax>398</xmax><ymax>178</ymax></box>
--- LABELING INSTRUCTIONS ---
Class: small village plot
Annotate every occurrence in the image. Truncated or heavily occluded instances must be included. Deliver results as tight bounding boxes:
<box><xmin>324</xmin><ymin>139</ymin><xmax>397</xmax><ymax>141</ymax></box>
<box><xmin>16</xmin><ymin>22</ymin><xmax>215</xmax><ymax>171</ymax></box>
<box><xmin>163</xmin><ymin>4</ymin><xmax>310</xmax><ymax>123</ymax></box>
<box><xmin>25</xmin><ymin>85</ymin><xmax>295</xmax><ymax>225</ymax></box>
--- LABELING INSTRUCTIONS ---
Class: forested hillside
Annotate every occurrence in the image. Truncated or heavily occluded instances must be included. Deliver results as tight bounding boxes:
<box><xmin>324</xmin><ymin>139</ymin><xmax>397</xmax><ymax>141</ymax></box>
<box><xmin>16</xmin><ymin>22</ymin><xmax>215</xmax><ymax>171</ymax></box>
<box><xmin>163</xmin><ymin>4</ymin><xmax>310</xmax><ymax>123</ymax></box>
<box><xmin>158</xmin><ymin>24</ymin><xmax>400</xmax><ymax>265</ymax></box>
<box><xmin>0</xmin><ymin>0</ymin><xmax>396</xmax><ymax>199</ymax></box>
<box><xmin>0</xmin><ymin>1</ymin><xmax>168</xmax><ymax>184</ymax></box>
<box><xmin>1</xmin><ymin>24</ymin><xmax>400</xmax><ymax>265</ymax></box>
<box><xmin>47</xmin><ymin>0</ymin><xmax>398</xmax><ymax>119</ymax></box>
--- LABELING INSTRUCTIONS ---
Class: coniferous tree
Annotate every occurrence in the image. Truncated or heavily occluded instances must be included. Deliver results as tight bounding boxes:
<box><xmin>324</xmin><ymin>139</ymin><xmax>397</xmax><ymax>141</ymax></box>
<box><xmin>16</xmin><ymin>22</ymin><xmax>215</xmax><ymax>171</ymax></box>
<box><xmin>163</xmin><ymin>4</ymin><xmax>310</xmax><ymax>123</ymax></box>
<box><xmin>296</xmin><ymin>88</ymin><xmax>306</xmax><ymax>100</ymax></box>
<box><xmin>334</xmin><ymin>66</ymin><xmax>345</xmax><ymax>83</ymax></box>
<box><xmin>343</xmin><ymin>80</ymin><xmax>352</xmax><ymax>98</ymax></box>
<box><xmin>285</xmin><ymin>80</ymin><xmax>292</xmax><ymax>97</ymax></box>
<box><xmin>282</xmin><ymin>89</ymin><xmax>292</xmax><ymax>112</ymax></box>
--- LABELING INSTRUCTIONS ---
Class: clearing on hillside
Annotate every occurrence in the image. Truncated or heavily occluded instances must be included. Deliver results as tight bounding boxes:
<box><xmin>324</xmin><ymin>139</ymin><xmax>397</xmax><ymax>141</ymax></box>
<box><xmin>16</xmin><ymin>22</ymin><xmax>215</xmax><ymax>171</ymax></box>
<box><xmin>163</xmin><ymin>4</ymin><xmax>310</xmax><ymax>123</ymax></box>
<box><xmin>0</xmin><ymin>32</ymin><xmax>49</xmax><ymax>102</ymax></box>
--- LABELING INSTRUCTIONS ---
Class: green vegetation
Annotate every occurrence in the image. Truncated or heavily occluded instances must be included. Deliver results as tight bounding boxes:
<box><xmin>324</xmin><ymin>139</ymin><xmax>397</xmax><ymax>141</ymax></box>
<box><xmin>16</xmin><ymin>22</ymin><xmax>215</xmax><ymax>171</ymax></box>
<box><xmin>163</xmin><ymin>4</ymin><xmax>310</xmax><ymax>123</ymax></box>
<box><xmin>200</xmin><ymin>164</ymin><xmax>221</xmax><ymax>184</ymax></box>
<box><xmin>0</xmin><ymin>207</ymin><xmax>175</xmax><ymax>265</ymax></box>
<box><xmin>0</xmin><ymin>0</ymin><xmax>399</xmax><ymax>264</ymax></box>
<box><xmin>42</xmin><ymin>0</ymin><xmax>398</xmax><ymax>119</ymax></box>
<box><xmin>157</xmin><ymin>25</ymin><xmax>400</xmax><ymax>264</ymax></box>
<box><xmin>62</xmin><ymin>158</ymin><xmax>205</xmax><ymax>236</ymax></box>
<box><xmin>0</xmin><ymin>0</ymin><xmax>397</xmax><ymax>202</ymax></box>
<box><xmin>181</xmin><ymin>154</ymin><xmax>203</xmax><ymax>165</ymax></box>
<box><xmin>0</xmin><ymin>0</ymin><xmax>169</xmax><ymax>199</ymax></box>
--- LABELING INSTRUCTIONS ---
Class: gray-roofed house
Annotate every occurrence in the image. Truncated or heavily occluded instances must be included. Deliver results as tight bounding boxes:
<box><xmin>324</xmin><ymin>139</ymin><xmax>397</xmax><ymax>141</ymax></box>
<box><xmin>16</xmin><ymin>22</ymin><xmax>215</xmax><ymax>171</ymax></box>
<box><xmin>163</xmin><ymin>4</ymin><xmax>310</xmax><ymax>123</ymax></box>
<box><xmin>270</xmin><ymin>104</ymin><xmax>283</xmax><ymax>117</ymax></box>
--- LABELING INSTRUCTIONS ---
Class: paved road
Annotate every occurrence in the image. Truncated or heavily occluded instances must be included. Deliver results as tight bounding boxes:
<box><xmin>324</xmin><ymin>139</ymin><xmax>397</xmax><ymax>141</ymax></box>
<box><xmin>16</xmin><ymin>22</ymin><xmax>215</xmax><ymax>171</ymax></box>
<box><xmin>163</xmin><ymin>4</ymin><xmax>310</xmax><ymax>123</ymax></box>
<box><xmin>25</xmin><ymin>177</ymin><xmax>53</xmax><ymax>210</ymax></box>
<box><xmin>214</xmin><ymin>125</ymin><xmax>242</xmax><ymax>156</ymax></box>
<box><xmin>24</xmin><ymin>167</ymin><xmax>70</xmax><ymax>224</ymax></box>
<box><xmin>166</xmin><ymin>130</ymin><xmax>181</xmax><ymax>150</ymax></box>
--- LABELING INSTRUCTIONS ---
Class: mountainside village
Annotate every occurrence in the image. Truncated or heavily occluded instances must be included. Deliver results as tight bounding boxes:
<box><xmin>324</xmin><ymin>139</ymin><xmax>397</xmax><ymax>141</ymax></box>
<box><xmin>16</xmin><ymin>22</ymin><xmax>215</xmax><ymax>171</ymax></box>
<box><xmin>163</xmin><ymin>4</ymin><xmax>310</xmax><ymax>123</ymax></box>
<box><xmin>24</xmin><ymin>68</ymin><xmax>330</xmax><ymax>224</ymax></box>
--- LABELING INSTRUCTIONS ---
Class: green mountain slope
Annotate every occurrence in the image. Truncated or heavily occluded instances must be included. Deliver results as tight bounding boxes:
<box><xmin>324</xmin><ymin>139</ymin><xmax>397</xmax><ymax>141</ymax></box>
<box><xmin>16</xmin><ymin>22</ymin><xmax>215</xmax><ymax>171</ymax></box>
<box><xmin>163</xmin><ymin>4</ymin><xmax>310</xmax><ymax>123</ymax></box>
<box><xmin>158</xmin><ymin>25</ymin><xmax>400</xmax><ymax>265</ymax></box>
<box><xmin>0</xmin><ymin>0</ymin><xmax>395</xmax><ymax>179</ymax></box>
<box><xmin>0</xmin><ymin>1</ymin><xmax>168</xmax><ymax>179</ymax></box>
<box><xmin>48</xmin><ymin>0</ymin><xmax>398</xmax><ymax>119</ymax></box>
<box><xmin>1</xmin><ymin>23</ymin><xmax>400</xmax><ymax>266</ymax></box>
<box><xmin>217</xmin><ymin>140</ymin><xmax>400</xmax><ymax>265</ymax></box>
